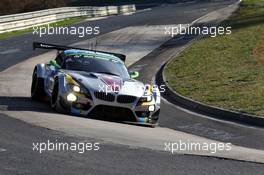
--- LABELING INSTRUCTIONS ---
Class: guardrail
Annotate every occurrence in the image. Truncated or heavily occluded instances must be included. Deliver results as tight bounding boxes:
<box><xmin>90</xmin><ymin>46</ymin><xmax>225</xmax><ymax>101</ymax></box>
<box><xmin>0</xmin><ymin>5</ymin><xmax>136</xmax><ymax>33</ymax></box>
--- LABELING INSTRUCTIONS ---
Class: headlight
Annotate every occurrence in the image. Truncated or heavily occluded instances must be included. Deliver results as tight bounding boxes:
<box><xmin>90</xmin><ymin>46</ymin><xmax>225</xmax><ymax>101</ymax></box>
<box><xmin>67</xmin><ymin>83</ymin><xmax>92</xmax><ymax>100</ymax></box>
<box><xmin>67</xmin><ymin>84</ymin><xmax>80</xmax><ymax>92</ymax></box>
<box><xmin>65</xmin><ymin>75</ymin><xmax>92</xmax><ymax>100</ymax></box>
<box><xmin>148</xmin><ymin>105</ymin><xmax>155</xmax><ymax>112</ymax></box>
<box><xmin>67</xmin><ymin>93</ymin><xmax>77</xmax><ymax>102</ymax></box>
<box><xmin>73</xmin><ymin>85</ymin><xmax>80</xmax><ymax>92</ymax></box>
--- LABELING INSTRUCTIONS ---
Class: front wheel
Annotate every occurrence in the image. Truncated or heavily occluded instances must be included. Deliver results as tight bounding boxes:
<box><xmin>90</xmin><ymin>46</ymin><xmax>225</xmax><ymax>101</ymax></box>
<box><xmin>50</xmin><ymin>81</ymin><xmax>64</xmax><ymax>113</ymax></box>
<box><xmin>31</xmin><ymin>69</ymin><xmax>45</xmax><ymax>101</ymax></box>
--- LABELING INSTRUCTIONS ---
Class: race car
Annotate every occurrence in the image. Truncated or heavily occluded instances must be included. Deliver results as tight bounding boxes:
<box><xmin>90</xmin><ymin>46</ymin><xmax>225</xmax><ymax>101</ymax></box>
<box><xmin>31</xmin><ymin>42</ymin><xmax>160</xmax><ymax>126</ymax></box>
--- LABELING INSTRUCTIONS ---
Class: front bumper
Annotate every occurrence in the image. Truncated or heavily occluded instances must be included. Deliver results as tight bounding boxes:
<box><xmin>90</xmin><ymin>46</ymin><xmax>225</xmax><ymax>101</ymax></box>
<box><xmin>59</xmin><ymin>91</ymin><xmax>160</xmax><ymax>124</ymax></box>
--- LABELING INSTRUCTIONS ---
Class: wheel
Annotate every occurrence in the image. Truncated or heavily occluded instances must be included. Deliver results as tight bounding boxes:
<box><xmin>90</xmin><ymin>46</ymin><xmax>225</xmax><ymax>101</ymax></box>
<box><xmin>31</xmin><ymin>69</ymin><xmax>45</xmax><ymax>101</ymax></box>
<box><xmin>50</xmin><ymin>81</ymin><xmax>64</xmax><ymax>113</ymax></box>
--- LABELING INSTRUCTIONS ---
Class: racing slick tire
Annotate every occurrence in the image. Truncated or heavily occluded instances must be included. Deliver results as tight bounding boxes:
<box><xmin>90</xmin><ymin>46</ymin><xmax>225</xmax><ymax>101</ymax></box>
<box><xmin>50</xmin><ymin>80</ymin><xmax>65</xmax><ymax>113</ymax></box>
<box><xmin>31</xmin><ymin>69</ymin><xmax>45</xmax><ymax>101</ymax></box>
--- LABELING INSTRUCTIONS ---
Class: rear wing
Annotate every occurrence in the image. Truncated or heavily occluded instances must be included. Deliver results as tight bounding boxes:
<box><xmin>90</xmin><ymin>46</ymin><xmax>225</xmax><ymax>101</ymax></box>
<box><xmin>33</xmin><ymin>42</ymin><xmax>126</xmax><ymax>62</ymax></box>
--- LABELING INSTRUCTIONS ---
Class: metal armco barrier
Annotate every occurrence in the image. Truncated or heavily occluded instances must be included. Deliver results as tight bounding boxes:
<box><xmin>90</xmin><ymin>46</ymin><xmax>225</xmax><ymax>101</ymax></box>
<box><xmin>0</xmin><ymin>5</ymin><xmax>136</xmax><ymax>33</ymax></box>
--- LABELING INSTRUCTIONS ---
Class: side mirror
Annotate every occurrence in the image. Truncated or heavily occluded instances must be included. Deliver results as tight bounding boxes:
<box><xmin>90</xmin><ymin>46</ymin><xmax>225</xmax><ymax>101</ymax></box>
<box><xmin>130</xmin><ymin>71</ymin><xmax>139</xmax><ymax>79</ymax></box>
<box><xmin>49</xmin><ymin>60</ymin><xmax>61</xmax><ymax>69</ymax></box>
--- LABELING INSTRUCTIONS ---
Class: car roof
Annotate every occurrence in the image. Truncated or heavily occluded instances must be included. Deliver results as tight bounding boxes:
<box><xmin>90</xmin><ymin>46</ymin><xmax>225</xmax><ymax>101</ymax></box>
<box><xmin>63</xmin><ymin>49</ymin><xmax>123</xmax><ymax>64</ymax></box>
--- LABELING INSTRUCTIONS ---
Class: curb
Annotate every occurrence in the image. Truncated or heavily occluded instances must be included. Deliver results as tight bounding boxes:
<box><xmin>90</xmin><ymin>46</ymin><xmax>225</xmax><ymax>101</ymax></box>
<box><xmin>156</xmin><ymin>64</ymin><xmax>264</xmax><ymax>127</ymax></box>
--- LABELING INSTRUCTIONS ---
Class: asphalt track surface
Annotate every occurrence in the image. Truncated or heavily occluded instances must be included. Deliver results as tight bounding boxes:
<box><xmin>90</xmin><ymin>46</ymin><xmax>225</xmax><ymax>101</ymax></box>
<box><xmin>1</xmin><ymin>0</ymin><xmax>264</xmax><ymax>174</ymax></box>
<box><xmin>0</xmin><ymin>114</ymin><xmax>264</xmax><ymax>175</ymax></box>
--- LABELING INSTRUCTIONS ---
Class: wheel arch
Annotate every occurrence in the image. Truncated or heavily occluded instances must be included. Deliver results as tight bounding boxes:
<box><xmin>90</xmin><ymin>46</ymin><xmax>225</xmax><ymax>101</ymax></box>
<box><xmin>35</xmin><ymin>63</ymin><xmax>46</xmax><ymax>78</ymax></box>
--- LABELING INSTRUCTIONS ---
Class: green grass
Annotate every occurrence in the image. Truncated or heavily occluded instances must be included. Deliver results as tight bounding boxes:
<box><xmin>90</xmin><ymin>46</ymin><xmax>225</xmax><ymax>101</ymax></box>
<box><xmin>165</xmin><ymin>0</ymin><xmax>264</xmax><ymax>116</ymax></box>
<box><xmin>0</xmin><ymin>16</ymin><xmax>87</xmax><ymax>39</ymax></box>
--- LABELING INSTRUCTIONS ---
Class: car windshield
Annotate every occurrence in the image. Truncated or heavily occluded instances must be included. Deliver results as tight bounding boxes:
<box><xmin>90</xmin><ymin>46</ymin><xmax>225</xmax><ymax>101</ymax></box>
<box><xmin>62</xmin><ymin>55</ymin><xmax>130</xmax><ymax>79</ymax></box>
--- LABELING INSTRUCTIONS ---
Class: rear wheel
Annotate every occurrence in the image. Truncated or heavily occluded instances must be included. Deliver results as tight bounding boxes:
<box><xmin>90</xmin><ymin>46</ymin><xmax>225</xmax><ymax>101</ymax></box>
<box><xmin>31</xmin><ymin>69</ymin><xmax>45</xmax><ymax>101</ymax></box>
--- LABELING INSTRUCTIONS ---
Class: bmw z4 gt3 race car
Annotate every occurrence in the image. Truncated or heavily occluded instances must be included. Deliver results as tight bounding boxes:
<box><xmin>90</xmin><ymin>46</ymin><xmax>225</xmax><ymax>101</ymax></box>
<box><xmin>31</xmin><ymin>42</ymin><xmax>160</xmax><ymax>126</ymax></box>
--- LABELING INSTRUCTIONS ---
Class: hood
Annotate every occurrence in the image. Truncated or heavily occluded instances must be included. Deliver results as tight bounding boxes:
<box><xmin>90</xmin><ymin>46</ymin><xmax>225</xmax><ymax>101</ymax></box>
<box><xmin>64</xmin><ymin>70</ymin><xmax>145</xmax><ymax>97</ymax></box>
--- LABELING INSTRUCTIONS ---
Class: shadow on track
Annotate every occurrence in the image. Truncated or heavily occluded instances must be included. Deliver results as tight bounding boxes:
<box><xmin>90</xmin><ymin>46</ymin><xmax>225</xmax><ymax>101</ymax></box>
<box><xmin>0</xmin><ymin>96</ymin><xmax>152</xmax><ymax>128</ymax></box>
<box><xmin>0</xmin><ymin>96</ymin><xmax>53</xmax><ymax>113</ymax></box>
